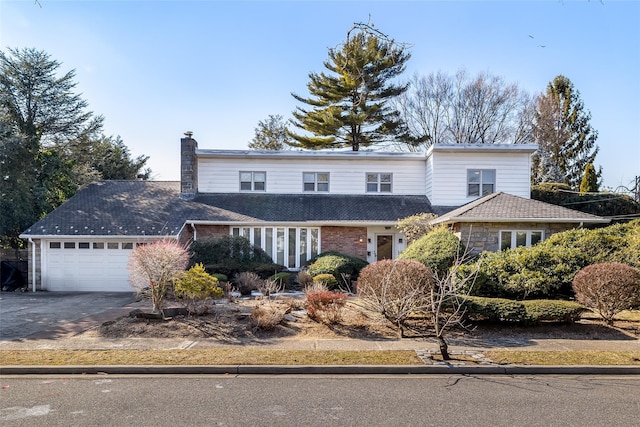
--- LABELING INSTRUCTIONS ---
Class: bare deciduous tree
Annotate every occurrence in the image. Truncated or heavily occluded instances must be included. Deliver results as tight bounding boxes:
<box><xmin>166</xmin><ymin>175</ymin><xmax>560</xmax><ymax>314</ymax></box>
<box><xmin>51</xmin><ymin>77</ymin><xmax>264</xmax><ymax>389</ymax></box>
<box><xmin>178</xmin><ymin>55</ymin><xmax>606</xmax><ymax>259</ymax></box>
<box><xmin>357</xmin><ymin>259</ymin><xmax>433</xmax><ymax>337</ymax></box>
<box><xmin>128</xmin><ymin>240</ymin><xmax>189</xmax><ymax>313</ymax></box>
<box><xmin>426</xmin><ymin>254</ymin><xmax>480</xmax><ymax>360</ymax></box>
<box><xmin>394</xmin><ymin>69</ymin><xmax>535</xmax><ymax>150</ymax></box>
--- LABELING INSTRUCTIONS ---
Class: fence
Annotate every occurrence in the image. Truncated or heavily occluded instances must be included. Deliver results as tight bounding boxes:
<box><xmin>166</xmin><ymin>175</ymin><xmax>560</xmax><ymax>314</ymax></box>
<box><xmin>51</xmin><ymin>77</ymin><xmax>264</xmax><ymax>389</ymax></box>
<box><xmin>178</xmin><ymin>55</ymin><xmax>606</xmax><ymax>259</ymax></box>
<box><xmin>1</xmin><ymin>248</ymin><xmax>29</xmax><ymax>289</ymax></box>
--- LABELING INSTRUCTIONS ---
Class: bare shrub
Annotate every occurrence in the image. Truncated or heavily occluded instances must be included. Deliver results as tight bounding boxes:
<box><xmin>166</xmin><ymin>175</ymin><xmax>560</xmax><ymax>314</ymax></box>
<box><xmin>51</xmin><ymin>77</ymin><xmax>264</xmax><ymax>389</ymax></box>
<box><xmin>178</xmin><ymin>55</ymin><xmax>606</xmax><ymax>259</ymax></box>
<box><xmin>357</xmin><ymin>259</ymin><xmax>433</xmax><ymax>335</ymax></box>
<box><xmin>250</xmin><ymin>304</ymin><xmax>285</xmax><ymax>330</ymax></box>
<box><xmin>257</xmin><ymin>279</ymin><xmax>284</xmax><ymax>300</ymax></box>
<box><xmin>297</xmin><ymin>270</ymin><xmax>314</xmax><ymax>288</ymax></box>
<box><xmin>233</xmin><ymin>271</ymin><xmax>264</xmax><ymax>295</ymax></box>
<box><xmin>306</xmin><ymin>290</ymin><xmax>348</xmax><ymax>324</ymax></box>
<box><xmin>128</xmin><ymin>240</ymin><xmax>189</xmax><ymax>312</ymax></box>
<box><xmin>573</xmin><ymin>262</ymin><xmax>640</xmax><ymax>325</ymax></box>
<box><xmin>305</xmin><ymin>281</ymin><xmax>328</xmax><ymax>294</ymax></box>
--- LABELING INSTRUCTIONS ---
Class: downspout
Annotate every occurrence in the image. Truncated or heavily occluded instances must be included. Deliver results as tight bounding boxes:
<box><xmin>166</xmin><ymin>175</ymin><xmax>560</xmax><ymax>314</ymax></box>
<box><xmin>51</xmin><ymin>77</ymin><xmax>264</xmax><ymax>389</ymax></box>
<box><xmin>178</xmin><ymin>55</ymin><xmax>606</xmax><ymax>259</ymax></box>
<box><xmin>28</xmin><ymin>238</ymin><xmax>36</xmax><ymax>292</ymax></box>
<box><xmin>190</xmin><ymin>223</ymin><xmax>197</xmax><ymax>241</ymax></box>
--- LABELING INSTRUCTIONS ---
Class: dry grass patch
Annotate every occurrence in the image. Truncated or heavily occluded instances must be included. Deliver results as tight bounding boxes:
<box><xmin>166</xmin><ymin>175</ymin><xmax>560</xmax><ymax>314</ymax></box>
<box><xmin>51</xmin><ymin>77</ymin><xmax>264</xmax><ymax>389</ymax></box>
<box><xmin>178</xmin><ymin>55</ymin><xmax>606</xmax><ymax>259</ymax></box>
<box><xmin>485</xmin><ymin>350</ymin><xmax>640</xmax><ymax>365</ymax></box>
<box><xmin>0</xmin><ymin>349</ymin><xmax>422</xmax><ymax>366</ymax></box>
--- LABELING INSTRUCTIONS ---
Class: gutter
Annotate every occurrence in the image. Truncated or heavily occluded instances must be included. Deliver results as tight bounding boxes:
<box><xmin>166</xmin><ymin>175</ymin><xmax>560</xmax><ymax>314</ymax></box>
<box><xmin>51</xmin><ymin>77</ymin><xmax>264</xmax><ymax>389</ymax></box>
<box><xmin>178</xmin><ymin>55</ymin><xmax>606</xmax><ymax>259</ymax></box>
<box><xmin>430</xmin><ymin>217</ymin><xmax>611</xmax><ymax>226</ymax></box>
<box><xmin>185</xmin><ymin>220</ymin><xmax>399</xmax><ymax>227</ymax></box>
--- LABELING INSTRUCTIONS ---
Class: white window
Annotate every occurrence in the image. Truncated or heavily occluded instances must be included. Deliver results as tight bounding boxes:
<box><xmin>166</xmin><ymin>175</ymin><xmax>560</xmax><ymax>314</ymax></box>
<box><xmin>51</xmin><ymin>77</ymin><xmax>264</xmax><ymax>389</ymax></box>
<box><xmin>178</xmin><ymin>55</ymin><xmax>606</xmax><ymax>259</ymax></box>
<box><xmin>240</xmin><ymin>171</ymin><xmax>266</xmax><ymax>191</ymax></box>
<box><xmin>366</xmin><ymin>173</ymin><xmax>392</xmax><ymax>193</ymax></box>
<box><xmin>50</xmin><ymin>242</ymin><xmax>61</xmax><ymax>249</ymax></box>
<box><xmin>500</xmin><ymin>230</ymin><xmax>544</xmax><ymax>251</ymax></box>
<box><xmin>303</xmin><ymin>172</ymin><xmax>329</xmax><ymax>192</ymax></box>
<box><xmin>468</xmin><ymin>169</ymin><xmax>495</xmax><ymax>197</ymax></box>
<box><xmin>231</xmin><ymin>226</ymin><xmax>320</xmax><ymax>269</ymax></box>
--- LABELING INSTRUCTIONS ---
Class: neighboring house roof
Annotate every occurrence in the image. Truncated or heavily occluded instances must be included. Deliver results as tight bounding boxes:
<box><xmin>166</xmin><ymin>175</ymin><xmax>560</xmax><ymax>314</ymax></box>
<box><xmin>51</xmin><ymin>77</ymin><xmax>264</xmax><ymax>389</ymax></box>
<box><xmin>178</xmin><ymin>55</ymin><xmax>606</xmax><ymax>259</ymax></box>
<box><xmin>430</xmin><ymin>192</ymin><xmax>610</xmax><ymax>225</ymax></box>
<box><xmin>20</xmin><ymin>181</ymin><xmax>437</xmax><ymax>238</ymax></box>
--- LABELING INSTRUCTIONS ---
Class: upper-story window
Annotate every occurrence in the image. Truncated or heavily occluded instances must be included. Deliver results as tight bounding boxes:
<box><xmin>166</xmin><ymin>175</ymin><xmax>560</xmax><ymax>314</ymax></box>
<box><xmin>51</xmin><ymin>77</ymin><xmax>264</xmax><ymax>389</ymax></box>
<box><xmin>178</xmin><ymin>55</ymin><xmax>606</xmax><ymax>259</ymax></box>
<box><xmin>303</xmin><ymin>172</ymin><xmax>329</xmax><ymax>192</ymax></box>
<box><xmin>240</xmin><ymin>171</ymin><xmax>266</xmax><ymax>191</ymax></box>
<box><xmin>467</xmin><ymin>169</ymin><xmax>495</xmax><ymax>197</ymax></box>
<box><xmin>366</xmin><ymin>173</ymin><xmax>392</xmax><ymax>193</ymax></box>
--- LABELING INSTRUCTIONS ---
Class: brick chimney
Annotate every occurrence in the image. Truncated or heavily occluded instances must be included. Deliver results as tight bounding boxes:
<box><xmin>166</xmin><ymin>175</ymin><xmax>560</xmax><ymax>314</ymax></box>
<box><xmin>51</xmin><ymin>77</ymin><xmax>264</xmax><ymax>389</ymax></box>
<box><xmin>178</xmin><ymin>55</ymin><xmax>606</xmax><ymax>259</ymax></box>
<box><xmin>180</xmin><ymin>131</ymin><xmax>198</xmax><ymax>198</ymax></box>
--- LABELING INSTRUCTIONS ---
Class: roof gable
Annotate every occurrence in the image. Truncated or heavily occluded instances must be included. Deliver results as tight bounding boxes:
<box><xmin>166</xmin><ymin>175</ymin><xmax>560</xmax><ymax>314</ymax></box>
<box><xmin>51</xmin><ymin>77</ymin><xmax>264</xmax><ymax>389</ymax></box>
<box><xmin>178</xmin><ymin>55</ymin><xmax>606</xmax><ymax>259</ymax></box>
<box><xmin>431</xmin><ymin>192</ymin><xmax>609</xmax><ymax>225</ymax></box>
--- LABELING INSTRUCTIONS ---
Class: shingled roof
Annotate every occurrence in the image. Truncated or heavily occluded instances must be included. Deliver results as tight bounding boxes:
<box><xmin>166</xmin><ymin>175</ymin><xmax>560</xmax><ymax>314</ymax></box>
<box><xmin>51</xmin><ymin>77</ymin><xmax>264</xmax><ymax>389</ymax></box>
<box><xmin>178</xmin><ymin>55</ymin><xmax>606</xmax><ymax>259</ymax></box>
<box><xmin>430</xmin><ymin>192</ymin><xmax>609</xmax><ymax>225</ymax></box>
<box><xmin>20</xmin><ymin>181</ymin><xmax>437</xmax><ymax>237</ymax></box>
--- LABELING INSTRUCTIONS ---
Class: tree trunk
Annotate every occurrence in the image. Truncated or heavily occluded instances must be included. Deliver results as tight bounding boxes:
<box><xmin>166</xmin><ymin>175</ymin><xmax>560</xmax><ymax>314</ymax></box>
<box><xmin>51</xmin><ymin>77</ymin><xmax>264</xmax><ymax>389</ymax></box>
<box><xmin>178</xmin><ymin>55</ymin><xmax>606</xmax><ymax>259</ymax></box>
<box><xmin>437</xmin><ymin>335</ymin><xmax>450</xmax><ymax>360</ymax></box>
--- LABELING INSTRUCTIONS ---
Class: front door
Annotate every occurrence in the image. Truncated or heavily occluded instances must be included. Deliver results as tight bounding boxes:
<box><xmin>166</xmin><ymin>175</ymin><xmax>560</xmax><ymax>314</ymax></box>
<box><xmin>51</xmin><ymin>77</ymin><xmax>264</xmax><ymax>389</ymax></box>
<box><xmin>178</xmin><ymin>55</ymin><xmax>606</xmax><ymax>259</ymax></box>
<box><xmin>376</xmin><ymin>235</ymin><xmax>393</xmax><ymax>261</ymax></box>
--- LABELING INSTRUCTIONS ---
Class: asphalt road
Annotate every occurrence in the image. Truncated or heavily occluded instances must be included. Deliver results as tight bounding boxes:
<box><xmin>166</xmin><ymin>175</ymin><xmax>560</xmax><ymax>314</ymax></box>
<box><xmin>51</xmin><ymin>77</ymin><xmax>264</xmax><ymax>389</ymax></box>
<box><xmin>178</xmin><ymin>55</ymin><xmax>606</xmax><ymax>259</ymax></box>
<box><xmin>0</xmin><ymin>292</ymin><xmax>135</xmax><ymax>340</ymax></box>
<box><xmin>1</xmin><ymin>375</ymin><xmax>639</xmax><ymax>426</ymax></box>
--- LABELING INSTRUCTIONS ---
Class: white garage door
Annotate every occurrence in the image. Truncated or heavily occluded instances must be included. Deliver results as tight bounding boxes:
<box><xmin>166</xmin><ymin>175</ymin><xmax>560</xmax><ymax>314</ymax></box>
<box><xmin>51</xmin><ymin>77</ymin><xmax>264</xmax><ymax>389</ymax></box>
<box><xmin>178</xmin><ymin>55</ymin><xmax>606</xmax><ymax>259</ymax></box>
<box><xmin>44</xmin><ymin>240</ymin><xmax>135</xmax><ymax>292</ymax></box>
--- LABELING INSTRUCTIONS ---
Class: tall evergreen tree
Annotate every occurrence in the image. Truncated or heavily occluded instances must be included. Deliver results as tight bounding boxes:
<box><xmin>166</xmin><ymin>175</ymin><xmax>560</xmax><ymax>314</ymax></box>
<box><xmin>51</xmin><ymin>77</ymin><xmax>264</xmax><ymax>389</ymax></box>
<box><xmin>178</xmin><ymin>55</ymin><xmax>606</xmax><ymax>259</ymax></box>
<box><xmin>0</xmin><ymin>48</ymin><xmax>150</xmax><ymax>248</ymax></box>
<box><xmin>289</xmin><ymin>24</ymin><xmax>420</xmax><ymax>151</ymax></box>
<box><xmin>532</xmin><ymin>75</ymin><xmax>599</xmax><ymax>189</ymax></box>
<box><xmin>580</xmin><ymin>163</ymin><xmax>599</xmax><ymax>193</ymax></box>
<box><xmin>248</xmin><ymin>114</ymin><xmax>292</xmax><ymax>150</ymax></box>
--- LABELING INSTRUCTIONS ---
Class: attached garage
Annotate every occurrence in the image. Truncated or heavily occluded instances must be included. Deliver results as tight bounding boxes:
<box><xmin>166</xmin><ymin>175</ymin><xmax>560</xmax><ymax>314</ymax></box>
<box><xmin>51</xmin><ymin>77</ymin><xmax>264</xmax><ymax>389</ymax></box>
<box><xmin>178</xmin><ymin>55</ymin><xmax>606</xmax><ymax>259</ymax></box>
<box><xmin>42</xmin><ymin>240</ymin><xmax>137</xmax><ymax>292</ymax></box>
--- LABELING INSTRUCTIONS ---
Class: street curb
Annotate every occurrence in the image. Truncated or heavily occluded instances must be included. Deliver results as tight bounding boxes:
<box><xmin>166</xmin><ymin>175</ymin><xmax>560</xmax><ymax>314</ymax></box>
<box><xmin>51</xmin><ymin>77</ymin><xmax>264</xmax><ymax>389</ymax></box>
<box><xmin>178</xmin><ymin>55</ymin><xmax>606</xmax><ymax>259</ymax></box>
<box><xmin>2</xmin><ymin>365</ymin><xmax>640</xmax><ymax>375</ymax></box>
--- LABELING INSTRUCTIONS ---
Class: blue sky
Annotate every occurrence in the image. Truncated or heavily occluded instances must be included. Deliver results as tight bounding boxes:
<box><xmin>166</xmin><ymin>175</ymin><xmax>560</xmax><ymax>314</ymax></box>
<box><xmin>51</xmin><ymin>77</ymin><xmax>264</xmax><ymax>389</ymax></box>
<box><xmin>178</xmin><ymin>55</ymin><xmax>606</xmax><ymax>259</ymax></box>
<box><xmin>1</xmin><ymin>0</ymin><xmax>638</xmax><ymax>190</ymax></box>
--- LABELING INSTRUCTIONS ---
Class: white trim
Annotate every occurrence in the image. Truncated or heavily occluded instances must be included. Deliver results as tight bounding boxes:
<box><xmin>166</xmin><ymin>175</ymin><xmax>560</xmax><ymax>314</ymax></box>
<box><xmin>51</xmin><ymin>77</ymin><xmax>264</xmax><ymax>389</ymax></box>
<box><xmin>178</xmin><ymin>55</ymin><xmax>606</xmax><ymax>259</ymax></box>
<box><xmin>186</xmin><ymin>220</ymin><xmax>399</xmax><ymax>227</ymax></box>
<box><xmin>431</xmin><ymin>217</ymin><xmax>610</xmax><ymax>225</ymax></box>
<box><xmin>197</xmin><ymin>149</ymin><xmax>426</xmax><ymax>160</ymax></box>
<box><xmin>426</xmin><ymin>144</ymin><xmax>538</xmax><ymax>155</ymax></box>
<box><xmin>19</xmin><ymin>234</ymin><xmax>179</xmax><ymax>240</ymax></box>
<box><xmin>499</xmin><ymin>229</ymin><xmax>545</xmax><ymax>250</ymax></box>
<box><xmin>231</xmin><ymin>226</ymin><xmax>321</xmax><ymax>269</ymax></box>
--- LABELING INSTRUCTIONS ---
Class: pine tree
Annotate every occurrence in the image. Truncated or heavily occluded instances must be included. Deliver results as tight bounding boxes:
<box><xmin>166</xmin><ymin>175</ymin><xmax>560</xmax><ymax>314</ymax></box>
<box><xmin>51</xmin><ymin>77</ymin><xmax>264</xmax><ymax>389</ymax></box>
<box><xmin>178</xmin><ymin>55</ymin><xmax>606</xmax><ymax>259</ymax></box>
<box><xmin>532</xmin><ymin>75</ymin><xmax>599</xmax><ymax>189</ymax></box>
<box><xmin>289</xmin><ymin>24</ymin><xmax>420</xmax><ymax>151</ymax></box>
<box><xmin>248</xmin><ymin>115</ymin><xmax>291</xmax><ymax>150</ymax></box>
<box><xmin>580</xmin><ymin>163</ymin><xmax>599</xmax><ymax>193</ymax></box>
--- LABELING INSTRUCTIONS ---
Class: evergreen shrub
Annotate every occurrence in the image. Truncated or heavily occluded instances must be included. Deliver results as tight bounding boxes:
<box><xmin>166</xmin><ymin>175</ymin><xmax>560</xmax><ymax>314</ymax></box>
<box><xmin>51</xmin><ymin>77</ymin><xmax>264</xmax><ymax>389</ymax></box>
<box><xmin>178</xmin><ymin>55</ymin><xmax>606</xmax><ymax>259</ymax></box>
<box><xmin>397</xmin><ymin>226</ymin><xmax>464</xmax><ymax>276</ymax></box>
<box><xmin>463</xmin><ymin>296</ymin><xmax>585</xmax><ymax>324</ymax></box>
<box><xmin>307</xmin><ymin>251</ymin><xmax>368</xmax><ymax>286</ymax></box>
<box><xmin>190</xmin><ymin>236</ymin><xmax>284</xmax><ymax>278</ymax></box>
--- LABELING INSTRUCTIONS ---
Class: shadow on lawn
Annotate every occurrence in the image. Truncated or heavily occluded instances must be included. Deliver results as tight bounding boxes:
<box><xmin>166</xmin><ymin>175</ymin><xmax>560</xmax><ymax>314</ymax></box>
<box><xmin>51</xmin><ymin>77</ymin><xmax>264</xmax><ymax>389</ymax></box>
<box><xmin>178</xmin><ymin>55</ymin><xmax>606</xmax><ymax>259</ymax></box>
<box><xmin>447</xmin><ymin>321</ymin><xmax>638</xmax><ymax>349</ymax></box>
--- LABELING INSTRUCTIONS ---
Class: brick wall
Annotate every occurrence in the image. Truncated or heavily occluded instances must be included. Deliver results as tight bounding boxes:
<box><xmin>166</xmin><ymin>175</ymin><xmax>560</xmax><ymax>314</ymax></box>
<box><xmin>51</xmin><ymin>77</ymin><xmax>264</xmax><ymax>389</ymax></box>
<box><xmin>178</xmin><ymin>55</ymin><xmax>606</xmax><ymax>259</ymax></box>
<box><xmin>321</xmin><ymin>226</ymin><xmax>367</xmax><ymax>260</ymax></box>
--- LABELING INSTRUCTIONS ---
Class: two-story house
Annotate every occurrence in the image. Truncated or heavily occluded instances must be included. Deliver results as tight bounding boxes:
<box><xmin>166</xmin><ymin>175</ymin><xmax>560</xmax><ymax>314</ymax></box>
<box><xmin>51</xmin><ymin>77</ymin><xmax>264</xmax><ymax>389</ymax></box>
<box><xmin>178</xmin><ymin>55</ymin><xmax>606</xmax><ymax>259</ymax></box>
<box><xmin>19</xmin><ymin>133</ymin><xmax>608</xmax><ymax>292</ymax></box>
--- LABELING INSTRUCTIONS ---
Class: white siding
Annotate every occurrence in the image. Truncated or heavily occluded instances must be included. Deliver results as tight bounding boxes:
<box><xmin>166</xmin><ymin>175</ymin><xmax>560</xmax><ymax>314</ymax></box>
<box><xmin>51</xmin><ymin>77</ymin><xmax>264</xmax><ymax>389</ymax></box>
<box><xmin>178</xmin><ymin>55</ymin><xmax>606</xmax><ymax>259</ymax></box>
<box><xmin>198</xmin><ymin>157</ymin><xmax>427</xmax><ymax>195</ymax></box>
<box><xmin>429</xmin><ymin>151</ymin><xmax>531</xmax><ymax>206</ymax></box>
<box><xmin>425</xmin><ymin>155</ymin><xmax>433</xmax><ymax>201</ymax></box>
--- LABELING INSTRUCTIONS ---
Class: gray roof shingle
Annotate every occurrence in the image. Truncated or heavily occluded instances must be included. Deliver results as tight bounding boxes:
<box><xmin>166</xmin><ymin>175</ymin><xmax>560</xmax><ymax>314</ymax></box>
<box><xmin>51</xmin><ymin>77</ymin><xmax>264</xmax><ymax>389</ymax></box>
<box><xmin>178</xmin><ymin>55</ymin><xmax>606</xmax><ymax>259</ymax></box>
<box><xmin>21</xmin><ymin>181</ymin><xmax>436</xmax><ymax>237</ymax></box>
<box><xmin>431</xmin><ymin>192</ymin><xmax>609</xmax><ymax>225</ymax></box>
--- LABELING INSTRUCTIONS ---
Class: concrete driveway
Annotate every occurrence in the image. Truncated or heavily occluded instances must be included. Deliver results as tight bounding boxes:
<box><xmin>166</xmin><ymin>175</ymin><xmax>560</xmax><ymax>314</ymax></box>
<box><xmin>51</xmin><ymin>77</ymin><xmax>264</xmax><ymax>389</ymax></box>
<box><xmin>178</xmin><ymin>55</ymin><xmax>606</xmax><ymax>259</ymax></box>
<box><xmin>0</xmin><ymin>292</ymin><xmax>136</xmax><ymax>341</ymax></box>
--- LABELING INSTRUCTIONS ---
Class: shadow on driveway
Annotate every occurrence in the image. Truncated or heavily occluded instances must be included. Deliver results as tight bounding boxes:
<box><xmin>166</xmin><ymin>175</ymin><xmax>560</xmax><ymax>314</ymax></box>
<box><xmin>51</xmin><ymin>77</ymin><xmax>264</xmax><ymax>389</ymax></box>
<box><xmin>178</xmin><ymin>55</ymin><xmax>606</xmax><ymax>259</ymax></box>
<box><xmin>0</xmin><ymin>291</ymin><xmax>135</xmax><ymax>341</ymax></box>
